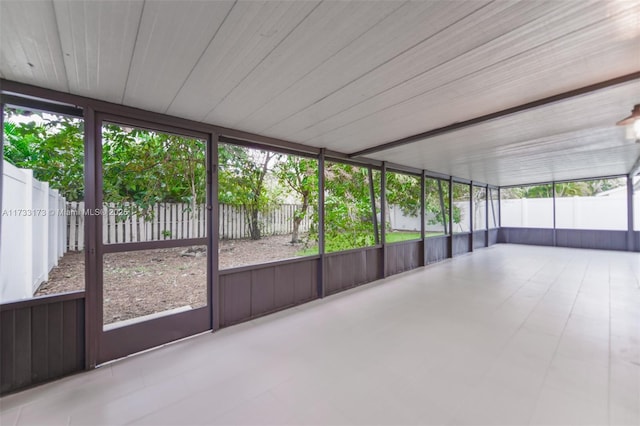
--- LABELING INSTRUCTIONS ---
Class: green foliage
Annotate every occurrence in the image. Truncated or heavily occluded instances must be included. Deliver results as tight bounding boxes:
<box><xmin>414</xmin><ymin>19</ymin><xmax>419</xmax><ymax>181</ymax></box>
<box><xmin>502</xmin><ymin>180</ymin><xmax>625</xmax><ymax>199</ymax></box>
<box><xmin>3</xmin><ymin>110</ymin><xmax>84</xmax><ymax>201</ymax></box>
<box><xmin>324</xmin><ymin>162</ymin><xmax>376</xmax><ymax>252</ymax></box>
<box><xmin>218</xmin><ymin>144</ymin><xmax>279</xmax><ymax>240</ymax></box>
<box><xmin>386</xmin><ymin>172</ymin><xmax>421</xmax><ymax>217</ymax></box>
<box><xmin>101</xmin><ymin>124</ymin><xmax>206</xmax><ymax>222</ymax></box>
<box><xmin>274</xmin><ymin>156</ymin><xmax>318</xmax><ymax>243</ymax></box>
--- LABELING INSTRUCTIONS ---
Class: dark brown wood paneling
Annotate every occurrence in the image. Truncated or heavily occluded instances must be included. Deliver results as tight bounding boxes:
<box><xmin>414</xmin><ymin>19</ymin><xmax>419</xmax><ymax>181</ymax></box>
<box><xmin>274</xmin><ymin>264</ymin><xmax>296</xmax><ymax>308</ymax></box>
<box><xmin>47</xmin><ymin>302</ymin><xmax>64</xmax><ymax>380</ymax></box>
<box><xmin>498</xmin><ymin>228</ymin><xmax>555</xmax><ymax>246</ymax></box>
<box><xmin>488</xmin><ymin>229</ymin><xmax>499</xmax><ymax>245</ymax></box>
<box><xmin>366</xmin><ymin>249</ymin><xmax>382</xmax><ymax>282</ymax></box>
<box><xmin>251</xmin><ymin>268</ymin><xmax>275</xmax><ymax>317</ymax></box>
<box><xmin>556</xmin><ymin>229</ymin><xmax>628</xmax><ymax>251</ymax></box>
<box><xmin>0</xmin><ymin>293</ymin><xmax>85</xmax><ymax>395</ymax></box>
<box><xmin>325</xmin><ymin>247</ymin><xmax>383</xmax><ymax>296</ymax></box>
<box><xmin>220</xmin><ymin>271</ymin><xmax>252</xmax><ymax>325</ymax></box>
<box><xmin>635</xmin><ymin>231</ymin><xmax>640</xmax><ymax>252</ymax></box>
<box><xmin>426</xmin><ymin>236</ymin><xmax>449</xmax><ymax>264</ymax></box>
<box><xmin>100</xmin><ymin>307</ymin><xmax>209</xmax><ymax>363</ymax></box>
<box><xmin>386</xmin><ymin>241</ymin><xmax>422</xmax><ymax>275</ymax></box>
<box><xmin>13</xmin><ymin>308</ymin><xmax>32</xmax><ymax>389</ymax></box>
<box><xmin>1</xmin><ymin>310</ymin><xmax>15</xmax><ymax>393</ymax></box>
<box><xmin>220</xmin><ymin>258</ymin><xmax>319</xmax><ymax>327</ymax></box>
<box><xmin>498</xmin><ymin>227</ymin><xmax>633</xmax><ymax>252</ymax></box>
<box><xmin>453</xmin><ymin>234</ymin><xmax>471</xmax><ymax>256</ymax></box>
<box><xmin>31</xmin><ymin>304</ymin><xmax>49</xmax><ymax>382</ymax></box>
<box><xmin>292</xmin><ymin>260</ymin><xmax>317</xmax><ymax>303</ymax></box>
<box><xmin>473</xmin><ymin>231</ymin><xmax>487</xmax><ymax>250</ymax></box>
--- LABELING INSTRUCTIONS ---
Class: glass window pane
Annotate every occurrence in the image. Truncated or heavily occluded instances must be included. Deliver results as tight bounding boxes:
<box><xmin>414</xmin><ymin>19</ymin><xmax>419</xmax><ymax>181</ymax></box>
<box><xmin>2</xmin><ymin>107</ymin><xmax>85</xmax><ymax>303</ymax></box>
<box><xmin>489</xmin><ymin>188</ymin><xmax>499</xmax><ymax>229</ymax></box>
<box><xmin>103</xmin><ymin>246</ymin><xmax>207</xmax><ymax>327</ymax></box>
<box><xmin>325</xmin><ymin>162</ymin><xmax>376</xmax><ymax>252</ymax></box>
<box><xmin>102</xmin><ymin>123</ymin><xmax>207</xmax><ymax>243</ymax></box>
<box><xmin>425</xmin><ymin>178</ymin><xmax>449</xmax><ymax>237</ymax></box>
<box><xmin>101</xmin><ymin>123</ymin><xmax>208</xmax><ymax>329</ymax></box>
<box><xmin>452</xmin><ymin>182</ymin><xmax>471</xmax><ymax>233</ymax></box>
<box><xmin>500</xmin><ymin>184</ymin><xmax>553</xmax><ymax>228</ymax></box>
<box><xmin>634</xmin><ymin>175</ymin><xmax>639</xmax><ymax>231</ymax></box>
<box><xmin>385</xmin><ymin>171</ymin><xmax>421</xmax><ymax>243</ymax></box>
<box><xmin>556</xmin><ymin>178</ymin><xmax>627</xmax><ymax>230</ymax></box>
<box><xmin>218</xmin><ymin>143</ymin><xmax>319</xmax><ymax>268</ymax></box>
<box><xmin>473</xmin><ymin>186</ymin><xmax>487</xmax><ymax>231</ymax></box>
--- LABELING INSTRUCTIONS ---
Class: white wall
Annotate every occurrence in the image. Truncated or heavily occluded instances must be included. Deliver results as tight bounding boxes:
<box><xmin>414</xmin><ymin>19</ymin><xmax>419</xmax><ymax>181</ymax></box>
<box><xmin>1</xmin><ymin>161</ymin><xmax>67</xmax><ymax>303</ymax></box>
<box><xmin>389</xmin><ymin>202</ymin><xmax>472</xmax><ymax>233</ymax></box>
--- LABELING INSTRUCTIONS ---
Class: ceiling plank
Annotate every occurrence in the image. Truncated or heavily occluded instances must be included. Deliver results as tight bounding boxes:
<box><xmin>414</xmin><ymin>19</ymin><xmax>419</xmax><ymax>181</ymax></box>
<box><xmin>297</xmin><ymin>2</ymin><xmax>640</xmax><ymax>151</ymax></box>
<box><xmin>350</xmin><ymin>71</ymin><xmax>640</xmax><ymax>158</ymax></box>
<box><xmin>0</xmin><ymin>0</ymin><xmax>68</xmax><ymax>91</ymax></box>
<box><xmin>53</xmin><ymin>0</ymin><xmax>144</xmax><ymax>104</ymax></box>
<box><xmin>166</xmin><ymin>1</ymin><xmax>321</xmax><ymax>122</ymax></box>
<box><xmin>122</xmin><ymin>0</ymin><xmax>234</xmax><ymax>113</ymax></box>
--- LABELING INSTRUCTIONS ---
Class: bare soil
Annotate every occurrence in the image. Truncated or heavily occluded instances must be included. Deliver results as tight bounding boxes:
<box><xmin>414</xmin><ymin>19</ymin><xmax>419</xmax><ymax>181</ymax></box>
<box><xmin>35</xmin><ymin>234</ymin><xmax>310</xmax><ymax>324</ymax></box>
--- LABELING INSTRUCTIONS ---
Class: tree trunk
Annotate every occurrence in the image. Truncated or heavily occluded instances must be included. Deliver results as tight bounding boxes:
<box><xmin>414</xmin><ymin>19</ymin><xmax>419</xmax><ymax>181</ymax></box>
<box><xmin>249</xmin><ymin>209</ymin><xmax>261</xmax><ymax>240</ymax></box>
<box><xmin>291</xmin><ymin>216</ymin><xmax>301</xmax><ymax>243</ymax></box>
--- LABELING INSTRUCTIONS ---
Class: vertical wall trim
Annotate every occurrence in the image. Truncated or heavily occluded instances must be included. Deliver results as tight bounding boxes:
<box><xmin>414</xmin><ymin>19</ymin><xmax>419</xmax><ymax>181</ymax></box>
<box><xmin>627</xmin><ymin>175</ymin><xmax>634</xmax><ymax>252</ymax></box>
<box><xmin>368</xmin><ymin>167</ymin><xmax>379</xmax><ymax>245</ymax></box>
<box><xmin>448</xmin><ymin>177</ymin><xmax>454</xmax><ymax>257</ymax></box>
<box><xmin>381</xmin><ymin>162</ymin><xmax>387</xmax><ymax>277</ymax></box>
<box><xmin>552</xmin><ymin>182</ymin><xmax>557</xmax><ymax>247</ymax></box>
<box><xmin>469</xmin><ymin>182</ymin><xmax>474</xmax><ymax>252</ymax></box>
<box><xmin>485</xmin><ymin>185</ymin><xmax>490</xmax><ymax>247</ymax></box>
<box><xmin>210</xmin><ymin>133</ymin><xmax>220</xmax><ymax>331</ymax></box>
<box><xmin>421</xmin><ymin>171</ymin><xmax>426</xmax><ymax>266</ymax></box>
<box><xmin>497</xmin><ymin>187</ymin><xmax>502</xmax><ymax>228</ymax></box>
<box><xmin>84</xmin><ymin>107</ymin><xmax>98</xmax><ymax>369</ymax></box>
<box><xmin>317</xmin><ymin>149</ymin><xmax>325</xmax><ymax>298</ymax></box>
<box><xmin>0</xmin><ymin>103</ymin><xmax>4</xmax><ymax>266</ymax></box>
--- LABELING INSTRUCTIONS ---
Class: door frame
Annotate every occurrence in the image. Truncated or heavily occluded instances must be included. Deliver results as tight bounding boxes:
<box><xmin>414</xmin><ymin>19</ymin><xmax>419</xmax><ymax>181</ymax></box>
<box><xmin>91</xmin><ymin>113</ymin><xmax>213</xmax><ymax>364</ymax></box>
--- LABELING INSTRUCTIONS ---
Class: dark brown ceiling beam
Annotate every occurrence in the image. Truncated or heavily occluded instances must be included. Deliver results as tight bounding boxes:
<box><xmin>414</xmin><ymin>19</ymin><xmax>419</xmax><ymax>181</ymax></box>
<box><xmin>0</xmin><ymin>78</ymin><xmax>319</xmax><ymax>155</ymax></box>
<box><xmin>349</xmin><ymin>70</ymin><xmax>640</xmax><ymax>158</ymax></box>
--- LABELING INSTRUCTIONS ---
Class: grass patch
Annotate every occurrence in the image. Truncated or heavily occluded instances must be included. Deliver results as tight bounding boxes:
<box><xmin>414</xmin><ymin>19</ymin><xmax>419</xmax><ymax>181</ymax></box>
<box><xmin>385</xmin><ymin>231</ymin><xmax>421</xmax><ymax>243</ymax></box>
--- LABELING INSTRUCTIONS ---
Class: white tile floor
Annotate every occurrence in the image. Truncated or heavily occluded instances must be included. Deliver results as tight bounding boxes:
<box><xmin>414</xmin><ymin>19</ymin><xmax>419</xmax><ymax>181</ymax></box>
<box><xmin>1</xmin><ymin>244</ymin><xmax>639</xmax><ymax>425</ymax></box>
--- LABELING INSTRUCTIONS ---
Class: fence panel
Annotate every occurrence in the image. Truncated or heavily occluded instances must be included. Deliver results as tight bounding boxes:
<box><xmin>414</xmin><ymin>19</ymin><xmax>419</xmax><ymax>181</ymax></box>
<box><xmin>1</xmin><ymin>161</ymin><xmax>67</xmax><ymax>302</ymax></box>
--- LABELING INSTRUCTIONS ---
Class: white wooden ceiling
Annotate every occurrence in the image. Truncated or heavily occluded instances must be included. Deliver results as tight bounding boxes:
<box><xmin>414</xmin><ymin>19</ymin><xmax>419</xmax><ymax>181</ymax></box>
<box><xmin>1</xmin><ymin>0</ymin><xmax>639</xmax><ymax>185</ymax></box>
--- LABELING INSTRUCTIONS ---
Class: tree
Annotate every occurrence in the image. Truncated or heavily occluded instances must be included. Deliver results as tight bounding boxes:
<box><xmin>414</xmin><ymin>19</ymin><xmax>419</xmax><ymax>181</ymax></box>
<box><xmin>275</xmin><ymin>156</ymin><xmax>318</xmax><ymax>243</ymax></box>
<box><xmin>218</xmin><ymin>145</ymin><xmax>278</xmax><ymax>240</ymax></box>
<box><xmin>3</xmin><ymin>110</ymin><xmax>84</xmax><ymax>201</ymax></box>
<box><xmin>323</xmin><ymin>163</ymin><xmax>376</xmax><ymax>251</ymax></box>
<box><xmin>101</xmin><ymin>124</ymin><xmax>207</xmax><ymax>234</ymax></box>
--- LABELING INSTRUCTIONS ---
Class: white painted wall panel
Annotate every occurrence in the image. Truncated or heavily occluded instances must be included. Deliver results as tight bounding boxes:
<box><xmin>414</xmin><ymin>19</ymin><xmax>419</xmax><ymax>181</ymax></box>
<box><xmin>122</xmin><ymin>0</ymin><xmax>234</xmax><ymax>113</ymax></box>
<box><xmin>53</xmin><ymin>0</ymin><xmax>143</xmax><ymax>103</ymax></box>
<box><xmin>0</xmin><ymin>0</ymin><xmax>68</xmax><ymax>91</ymax></box>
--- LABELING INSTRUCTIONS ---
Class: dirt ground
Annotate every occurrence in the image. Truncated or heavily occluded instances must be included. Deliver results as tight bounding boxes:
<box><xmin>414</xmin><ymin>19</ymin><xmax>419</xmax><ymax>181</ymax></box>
<box><xmin>35</xmin><ymin>234</ymin><xmax>311</xmax><ymax>324</ymax></box>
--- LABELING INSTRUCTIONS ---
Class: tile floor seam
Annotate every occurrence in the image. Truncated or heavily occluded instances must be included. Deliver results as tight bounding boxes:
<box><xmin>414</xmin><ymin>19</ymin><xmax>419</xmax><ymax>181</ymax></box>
<box><xmin>527</xmin><ymin>255</ymin><xmax>591</xmax><ymax>425</ymax></box>
<box><xmin>451</xmin><ymin>258</ymin><xmax>570</xmax><ymax>424</ymax></box>
<box><xmin>607</xmin><ymin>259</ymin><xmax>612</xmax><ymax>426</ymax></box>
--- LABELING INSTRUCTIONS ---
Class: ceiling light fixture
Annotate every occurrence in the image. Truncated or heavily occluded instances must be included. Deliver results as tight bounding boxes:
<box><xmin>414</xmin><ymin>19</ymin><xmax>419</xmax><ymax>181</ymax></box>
<box><xmin>617</xmin><ymin>104</ymin><xmax>640</xmax><ymax>142</ymax></box>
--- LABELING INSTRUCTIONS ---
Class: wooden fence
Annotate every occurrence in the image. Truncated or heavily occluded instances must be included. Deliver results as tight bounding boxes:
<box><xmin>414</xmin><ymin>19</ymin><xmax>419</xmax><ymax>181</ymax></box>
<box><xmin>66</xmin><ymin>202</ymin><xmax>312</xmax><ymax>250</ymax></box>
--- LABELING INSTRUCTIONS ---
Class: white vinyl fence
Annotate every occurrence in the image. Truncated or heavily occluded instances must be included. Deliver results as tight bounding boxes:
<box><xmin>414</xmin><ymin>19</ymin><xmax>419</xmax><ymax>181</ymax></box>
<box><xmin>1</xmin><ymin>161</ymin><xmax>67</xmax><ymax>302</ymax></box>
<box><xmin>501</xmin><ymin>196</ymin><xmax>629</xmax><ymax>230</ymax></box>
